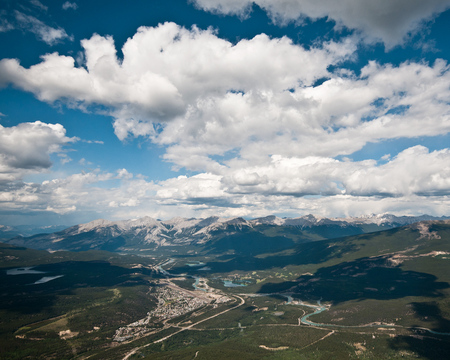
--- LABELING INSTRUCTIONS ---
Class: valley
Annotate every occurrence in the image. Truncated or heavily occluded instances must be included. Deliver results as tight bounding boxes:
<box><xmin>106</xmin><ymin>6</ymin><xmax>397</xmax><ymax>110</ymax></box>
<box><xmin>0</xmin><ymin>218</ymin><xmax>449</xmax><ymax>359</ymax></box>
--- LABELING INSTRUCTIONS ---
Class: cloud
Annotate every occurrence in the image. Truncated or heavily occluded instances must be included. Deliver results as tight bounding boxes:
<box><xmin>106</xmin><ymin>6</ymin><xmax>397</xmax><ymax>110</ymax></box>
<box><xmin>156</xmin><ymin>146</ymin><xmax>450</xmax><ymax>202</ymax></box>
<box><xmin>0</xmin><ymin>10</ymin><xmax>15</xmax><ymax>32</ymax></box>
<box><xmin>62</xmin><ymin>2</ymin><xmax>78</xmax><ymax>11</ymax></box>
<box><xmin>193</xmin><ymin>0</ymin><xmax>450</xmax><ymax>47</ymax></box>
<box><xmin>0</xmin><ymin>122</ymin><xmax>75</xmax><ymax>183</ymax></box>
<box><xmin>58</xmin><ymin>153</ymin><xmax>72</xmax><ymax>165</ymax></box>
<box><xmin>82</xmin><ymin>139</ymin><xmax>104</xmax><ymax>144</ymax></box>
<box><xmin>1</xmin><ymin>24</ymin><xmax>450</xmax><ymax>179</ymax></box>
<box><xmin>2</xmin><ymin>148</ymin><xmax>450</xmax><ymax>221</ymax></box>
<box><xmin>0</xmin><ymin>169</ymin><xmax>156</xmax><ymax>218</ymax></box>
<box><xmin>0</xmin><ymin>22</ymin><xmax>356</xmax><ymax>140</ymax></box>
<box><xmin>156</xmin><ymin>173</ymin><xmax>226</xmax><ymax>204</ymax></box>
<box><xmin>155</xmin><ymin>59</ymin><xmax>450</xmax><ymax>173</ymax></box>
<box><xmin>1</xmin><ymin>23</ymin><xmax>450</xmax><ymax>220</ymax></box>
<box><xmin>1</xmin><ymin>24</ymin><xmax>450</xmax><ymax>173</ymax></box>
<box><xmin>14</xmin><ymin>11</ymin><xmax>71</xmax><ymax>45</ymax></box>
<box><xmin>343</xmin><ymin>146</ymin><xmax>450</xmax><ymax>197</ymax></box>
<box><xmin>30</xmin><ymin>0</ymin><xmax>48</xmax><ymax>12</ymax></box>
<box><xmin>0</xmin><ymin>2</ymin><xmax>71</xmax><ymax>44</ymax></box>
<box><xmin>117</xmin><ymin>168</ymin><xmax>133</xmax><ymax>180</ymax></box>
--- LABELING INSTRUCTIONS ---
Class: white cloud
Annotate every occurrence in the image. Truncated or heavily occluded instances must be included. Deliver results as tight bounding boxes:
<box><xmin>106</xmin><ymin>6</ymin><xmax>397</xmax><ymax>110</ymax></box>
<box><xmin>2</xmin><ymin>25</ymin><xmax>449</xmax><ymax>173</ymax></box>
<box><xmin>286</xmin><ymin>194</ymin><xmax>450</xmax><ymax>219</ymax></box>
<box><xmin>82</xmin><ymin>139</ymin><xmax>104</xmax><ymax>144</ymax></box>
<box><xmin>30</xmin><ymin>0</ymin><xmax>48</xmax><ymax>12</ymax></box>
<box><xmin>1</xmin><ymin>23</ymin><xmax>450</xmax><ymax>220</ymax></box>
<box><xmin>117</xmin><ymin>168</ymin><xmax>133</xmax><ymax>180</ymax></box>
<box><xmin>0</xmin><ymin>169</ymin><xmax>157</xmax><ymax>218</ymax></box>
<box><xmin>2</xmin><ymin>144</ymin><xmax>450</xmax><ymax>221</ymax></box>
<box><xmin>155</xmin><ymin>59</ymin><xmax>450</xmax><ymax>172</ymax></box>
<box><xmin>0</xmin><ymin>22</ymin><xmax>356</xmax><ymax>141</ymax></box>
<box><xmin>193</xmin><ymin>0</ymin><xmax>450</xmax><ymax>47</ymax></box>
<box><xmin>2</xmin><ymin>157</ymin><xmax>449</xmax><ymax>221</ymax></box>
<box><xmin>14</xmin><ymin>11</ymin><xmax>71</xmax><ymax>45</ymax></box>
<box><xmin>156</xmin><ymin>173</ymin><xmax>225</xmax><ymax>203</ymax></box>
<box><xmin>343</xmin><ymin>146</ymin><xmax>450</xmax><ymax>197</ymax></box>
<box><xmin>58</xmin><ymin>153</ymin><xmax>72</xmax><ymax>165</ymax></box>
<box><xmin>156</xmin><ymin>146</ymin><xmax>450</xmax><ymax>202</ymax></box>
<box><xmin>0</xmin><ymin>122</ymin><xmax>75</xmax><ymax>183</ymax></box>
<box><xmin>62</xmin><ymin>1</ymin><xmax>78</xmax><ymax>11</ymax></box>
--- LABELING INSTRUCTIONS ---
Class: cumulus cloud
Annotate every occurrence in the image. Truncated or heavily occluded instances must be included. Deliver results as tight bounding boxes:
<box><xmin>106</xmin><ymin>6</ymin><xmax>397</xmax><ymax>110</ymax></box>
<box><xmin>156</xmin><ymin>58</ymin><xmax>450</xmax><ymax>171</ymax></box>
<box><xmin>193</xmin><ymin>0</ymin><xmax>450</xmax><ymax>47</ymax></box>
<box><xmin>1</xmin><ymin>24</ymin><xmax>450</xmax><ymax>173</ymax></box>
<box><xmin>0</xmin><ymin>22</ymin><xmax>356</xmax><ymax>141</ymax></box>
<box><xmin>156</xmin><ymin>173</ymin><xmax>226</xmax><ymax>205</ymax></box>
<box><xmin>0</xmin><ymin>169</ymin><xmax>158</xmax><ymax>218</ymax></box>
<box><xmin>0</xmin><ymin>122</ymin><xmax>75</xmax><ymax>183</ymax></box>
<box><xmin>156</xmin><ymin>146</ymin><xmax>450</xmax><ymax>202</ymax></box>
<box><xmin>2</xmin><ymin>148</ymin><xmax>450</xmax><ymax>221</ymax></box>
<box><xmin>343</xmin><ymin>146</ymin><xmax>450</xmax><ymax>197</ymax></box>
<box><xmin>1</xmin><ymin>23</ymin><xmax>450</xmax><ymax>219</ymax></box>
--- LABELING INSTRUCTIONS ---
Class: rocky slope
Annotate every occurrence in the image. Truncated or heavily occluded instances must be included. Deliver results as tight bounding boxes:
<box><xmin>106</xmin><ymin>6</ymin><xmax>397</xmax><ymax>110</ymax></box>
<box><xmin>2</xmin><ymin>214</ymin><xmax>448</xmax><ymax>252</ymax></box>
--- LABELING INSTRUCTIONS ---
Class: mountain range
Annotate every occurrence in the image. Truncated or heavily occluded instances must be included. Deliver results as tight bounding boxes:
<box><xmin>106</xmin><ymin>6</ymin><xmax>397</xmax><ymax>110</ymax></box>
<box><xmin>2</xmin><ymin>213</ymin><xmax>448</xmax><ymax>253</ymax></box>
<box><xmin>0</xmin><ymin>224</ymin><xmax>69</xmax><ymax>241</ymax></box>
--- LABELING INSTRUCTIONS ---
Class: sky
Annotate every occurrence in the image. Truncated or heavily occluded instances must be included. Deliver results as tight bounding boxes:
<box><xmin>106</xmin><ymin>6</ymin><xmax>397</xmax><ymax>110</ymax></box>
<box><xmin>1</xmin><ymin>0</ymin><xmax>450</xmax><ymax>226</ymax></box>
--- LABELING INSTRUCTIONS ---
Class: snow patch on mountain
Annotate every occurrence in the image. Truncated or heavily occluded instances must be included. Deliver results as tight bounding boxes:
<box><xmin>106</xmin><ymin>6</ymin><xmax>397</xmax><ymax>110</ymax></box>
<box><xmin>77</xmin><ymin>219</ymin><xmax>113</xmax><ymax>233</ymax></box>
<box><xmin>3</xmin><ymin>213</ymin><xmax>449</xmax><ymax>252</ymax></box>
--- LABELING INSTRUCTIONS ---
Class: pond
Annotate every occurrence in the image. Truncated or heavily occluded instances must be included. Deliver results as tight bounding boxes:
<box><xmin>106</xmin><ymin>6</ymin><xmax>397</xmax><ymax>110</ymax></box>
<box><xmin>223</xmin><ymin>280</ymin><xmax>248</xmax><ymax>287</ymax></box>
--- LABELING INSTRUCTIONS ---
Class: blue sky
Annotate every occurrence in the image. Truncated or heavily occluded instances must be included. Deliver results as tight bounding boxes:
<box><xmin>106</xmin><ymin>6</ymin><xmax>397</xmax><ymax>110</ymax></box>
<box><xmin>1</xmin><ymin>0</ymin><xmax>450</xmax><ymax>226</ymax></box>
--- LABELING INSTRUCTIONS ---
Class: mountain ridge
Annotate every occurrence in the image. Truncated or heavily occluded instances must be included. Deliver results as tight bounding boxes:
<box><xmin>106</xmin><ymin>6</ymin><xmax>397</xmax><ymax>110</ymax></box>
<box><xmin>2</xmin><ymin>213</ymin><xmax>449</xmax><ymax>253</ymax></box>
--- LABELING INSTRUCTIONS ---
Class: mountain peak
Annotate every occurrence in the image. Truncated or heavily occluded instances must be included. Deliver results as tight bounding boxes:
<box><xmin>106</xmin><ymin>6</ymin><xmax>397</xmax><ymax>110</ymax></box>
<box><xmin>77</xmin><ymin>219</ymin><xmax>112</xmax><ymax>232</ymax></box>
<box><xmin>128</xmin><ymin>216</ymin><xmax>161</xmax><ymax>227</ymax></box>
<box><xmin>226</xmin><ymin>217</ymin><xmax>248</xmax><ymax>225</ymax></box>
<box><xmin>4</xmin><ymin>214</ymin><xmax>449</xmax><ymax>253</ymax></box>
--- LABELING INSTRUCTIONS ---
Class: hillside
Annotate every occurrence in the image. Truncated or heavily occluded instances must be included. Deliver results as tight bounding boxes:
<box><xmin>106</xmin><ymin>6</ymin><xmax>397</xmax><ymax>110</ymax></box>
<box><xmin>2</xmin><ymin>214</ymin><xmax>447</xmax><ymax>253</ymax></box>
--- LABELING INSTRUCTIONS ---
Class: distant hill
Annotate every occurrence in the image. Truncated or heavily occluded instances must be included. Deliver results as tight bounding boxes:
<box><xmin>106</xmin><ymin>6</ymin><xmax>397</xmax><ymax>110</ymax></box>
<box><xmin>2</xmin><ymin>214</ymin><xmax>448</xmax><ymax>253</ymax></box>
<box><xmin>0</xmin><ymin>224</ymin><xmax>70</xmax><ymax>241</ymax></box>
<box><xmin>192</xmin><ymin>219</ymin><xmax>450</xmax><ymax>275</ymax></box>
